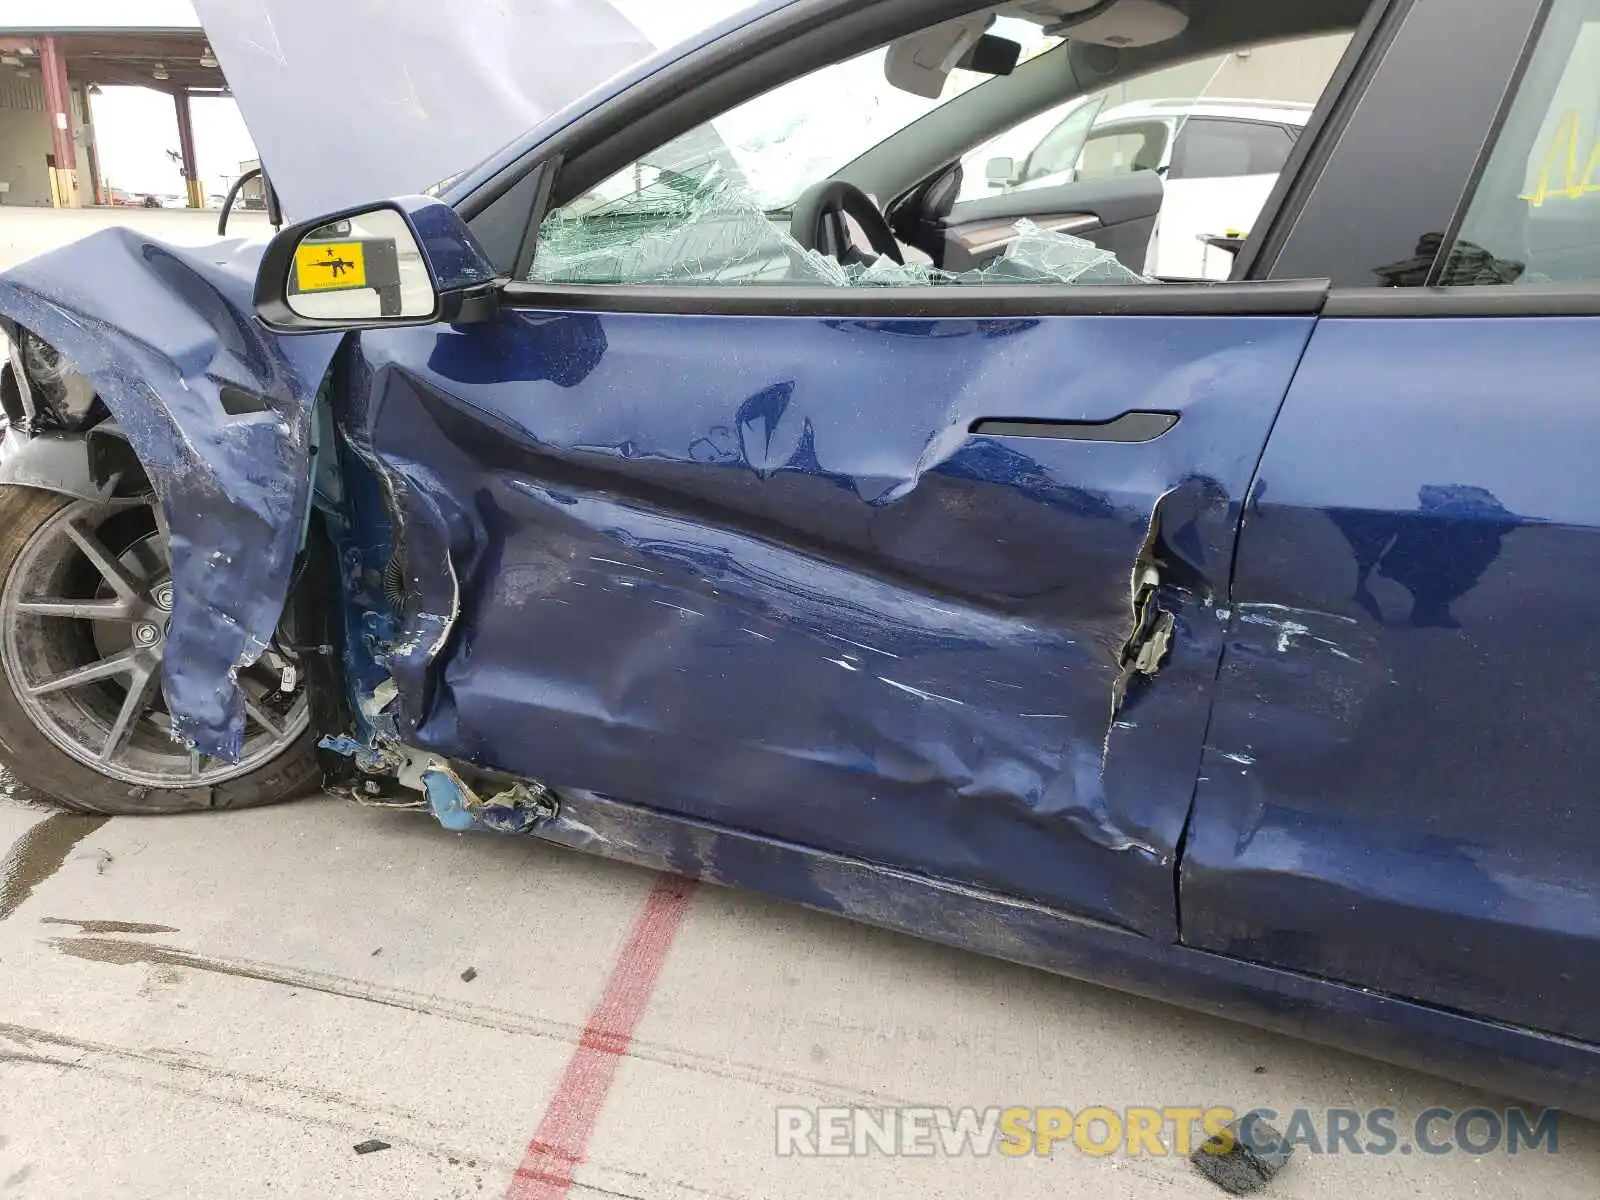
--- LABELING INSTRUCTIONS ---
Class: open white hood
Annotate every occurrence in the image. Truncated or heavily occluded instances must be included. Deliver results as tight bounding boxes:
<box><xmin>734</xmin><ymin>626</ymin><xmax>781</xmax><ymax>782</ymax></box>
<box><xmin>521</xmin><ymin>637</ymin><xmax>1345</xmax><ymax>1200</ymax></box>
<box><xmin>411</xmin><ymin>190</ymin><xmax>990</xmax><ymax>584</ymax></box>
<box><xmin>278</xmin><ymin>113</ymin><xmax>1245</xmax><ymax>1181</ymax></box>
<box><xmin>191</xmin><ymin>0</ymin><xmax>660</xmax><ymax>219</ymax></box>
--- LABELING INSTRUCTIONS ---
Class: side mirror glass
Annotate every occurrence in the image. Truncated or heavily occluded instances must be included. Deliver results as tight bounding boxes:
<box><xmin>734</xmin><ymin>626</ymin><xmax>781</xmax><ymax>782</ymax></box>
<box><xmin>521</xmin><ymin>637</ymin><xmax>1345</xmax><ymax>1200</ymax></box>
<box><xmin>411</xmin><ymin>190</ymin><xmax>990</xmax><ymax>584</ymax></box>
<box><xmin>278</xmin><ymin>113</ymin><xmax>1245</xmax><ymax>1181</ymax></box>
<box><xmin>255</xmin><ymin>195</ymin><xmax>501</xmax><ymax>332</ymax></box>
<box><xmin>985</xmin><ymin>156</ymin><xmax>1016</xmax><ymax>187</ymax></box>
<box><xmin>285</xmin><ymin>208</ymin><xmax>435</xmax><ymax>321</ymax></box>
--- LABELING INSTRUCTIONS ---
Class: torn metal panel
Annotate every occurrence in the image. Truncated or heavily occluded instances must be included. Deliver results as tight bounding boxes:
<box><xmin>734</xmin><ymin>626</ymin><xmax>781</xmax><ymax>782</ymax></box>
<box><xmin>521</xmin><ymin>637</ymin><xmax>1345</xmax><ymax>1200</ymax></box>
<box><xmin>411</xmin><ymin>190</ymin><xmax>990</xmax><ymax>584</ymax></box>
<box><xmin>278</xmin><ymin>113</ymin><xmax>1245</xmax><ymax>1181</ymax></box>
<box><xmin>335</xmin><ymin>307</ymin><xmax>1318</xmax><ymax>938</ymax></box>
<box><xmin>420</xmin><ymin>760</ymin><xmax>559</xmax><ymax>834</ymax></box>
<box><xmin>0</xmin><ymin>231</ymin><xmax>344</xmax><ymax>758</ymax></box>
<box><xmin>1111</xmin><ymin>494</ymin><xmax>1181</xmax><ymax>715</ymax></box>
<box><xmin>317</xmin><ymin>733</ymin><xmax>403</xmax><ymax>777</ymax></box>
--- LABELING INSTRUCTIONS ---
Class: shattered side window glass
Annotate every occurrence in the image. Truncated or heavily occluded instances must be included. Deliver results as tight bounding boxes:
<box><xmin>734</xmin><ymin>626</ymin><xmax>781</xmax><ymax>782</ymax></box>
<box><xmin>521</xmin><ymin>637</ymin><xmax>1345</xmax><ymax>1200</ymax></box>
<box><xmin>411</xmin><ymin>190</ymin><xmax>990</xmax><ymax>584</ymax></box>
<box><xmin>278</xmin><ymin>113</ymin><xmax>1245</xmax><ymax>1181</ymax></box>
<box><xmin>528</xmin><ymin>163</ymin><xmax>1145</xmax><ymax>288</ymax></box>
<box><xmin>850</xmin><ymin>219</ymin><xmax>1146</xmax><ymax>286</ymax></box>
<box><xmin>526</xmin><ymin>16</ymin><xmax>1149</xmax><ymax>290</ymax></box>
<box><xmin>530</xmin><ymin>162</ymin><xmax>852</xmax><ymax>286</ymax></box>
<box><xmin>982</xmin><ymin>219</ymin><xmax>1151</xmax><ymax>284</ymax></box>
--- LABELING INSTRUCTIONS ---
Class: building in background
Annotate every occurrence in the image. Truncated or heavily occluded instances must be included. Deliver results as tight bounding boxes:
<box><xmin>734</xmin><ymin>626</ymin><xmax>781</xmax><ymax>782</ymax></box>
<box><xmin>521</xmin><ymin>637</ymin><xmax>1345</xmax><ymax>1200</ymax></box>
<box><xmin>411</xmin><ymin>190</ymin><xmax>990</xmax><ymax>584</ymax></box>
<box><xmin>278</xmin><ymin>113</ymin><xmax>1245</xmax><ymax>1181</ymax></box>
<box><xmin>238</xmin><ymin>157</ymin><xmax>264</xmax><ymax>209</ymax></box>
<box><xmin>0</xmin><ymin>64</ymin><xmax>88</xmax><ymax>208</ymax></box>
<box><xmin>0</xmin><ymin>1</ymin><xmax>224</xmax><ymax>208</ymax></box>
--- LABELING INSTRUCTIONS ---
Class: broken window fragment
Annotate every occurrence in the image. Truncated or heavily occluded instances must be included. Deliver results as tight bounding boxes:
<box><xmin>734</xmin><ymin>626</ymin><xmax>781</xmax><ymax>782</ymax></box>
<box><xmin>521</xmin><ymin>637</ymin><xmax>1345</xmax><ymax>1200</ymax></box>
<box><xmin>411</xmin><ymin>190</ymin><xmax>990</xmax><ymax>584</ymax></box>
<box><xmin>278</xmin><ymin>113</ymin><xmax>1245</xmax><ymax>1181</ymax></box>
<box><xmin>530</xmin><ymin>163</ymin><xmax>1147</xmax><ymax>288</ymax></box>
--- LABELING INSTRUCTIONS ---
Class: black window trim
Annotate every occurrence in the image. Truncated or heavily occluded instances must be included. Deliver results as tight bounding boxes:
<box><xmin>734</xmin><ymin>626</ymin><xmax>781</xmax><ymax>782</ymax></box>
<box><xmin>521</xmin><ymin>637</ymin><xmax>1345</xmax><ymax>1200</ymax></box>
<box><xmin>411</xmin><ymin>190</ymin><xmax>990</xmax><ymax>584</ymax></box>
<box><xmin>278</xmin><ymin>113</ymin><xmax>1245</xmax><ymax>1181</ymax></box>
<box><xmin>1256</xmin><ymin>0</ymin><xmax>1548</xmax><ymax>290</ymax></box>
<box><xmin>1422</xmin><ymin>0</ymin><xmax>1558</xmax><ymax>287</ymax></box>
<box><xmin>513</xmin><ymin>157</ymin><xmax>561</xmax><ymax>281</ymax></box>
<box><xmin>1324</xmin><ymin>283</ymin><xmax>1600</xmax><ymax>317</ymax></box>
<box><xmin>475</xmin><ymin>0</ymin><xmax>1353</xmax><ymax>323</ymax></box>
<box><xmin>496</xmin><ymin>278</ymin><xmax>1331</xmax><ymax>319</ymax></box>
<box><xmin>1320</xmin><ymin>0</ymin><xmax>1600</xmax><ymax>316</ymax></box>
<box><xmin>1234</xmin><ymin>0</ymin><xmax>1407</xmax><ymax>280</ymax></box>
<box><xmin>471</xmin><ymin>0</ymin><xmax>1585</xmax><ymax>322</ymax></box>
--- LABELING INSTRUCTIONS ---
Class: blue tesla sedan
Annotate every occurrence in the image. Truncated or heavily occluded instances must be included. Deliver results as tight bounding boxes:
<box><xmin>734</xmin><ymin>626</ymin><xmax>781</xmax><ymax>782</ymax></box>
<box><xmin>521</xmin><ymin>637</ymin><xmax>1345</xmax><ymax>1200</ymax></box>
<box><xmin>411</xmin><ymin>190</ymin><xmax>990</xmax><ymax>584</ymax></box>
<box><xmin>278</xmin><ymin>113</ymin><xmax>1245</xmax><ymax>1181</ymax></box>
<box><xmin>1</xmin><ymin>0</ymin><xmax>1597</xmax><ymax>1119</ymax></box>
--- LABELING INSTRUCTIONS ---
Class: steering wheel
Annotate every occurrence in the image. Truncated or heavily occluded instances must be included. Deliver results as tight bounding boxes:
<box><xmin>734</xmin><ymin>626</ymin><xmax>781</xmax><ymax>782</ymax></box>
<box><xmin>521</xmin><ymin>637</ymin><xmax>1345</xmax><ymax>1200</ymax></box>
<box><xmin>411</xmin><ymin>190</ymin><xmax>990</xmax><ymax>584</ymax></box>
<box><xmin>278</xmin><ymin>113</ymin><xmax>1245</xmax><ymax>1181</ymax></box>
<box><xmin>791</xmin><ymin>180</ymin><xmax>904</xmax><ymax>266</ymax></box>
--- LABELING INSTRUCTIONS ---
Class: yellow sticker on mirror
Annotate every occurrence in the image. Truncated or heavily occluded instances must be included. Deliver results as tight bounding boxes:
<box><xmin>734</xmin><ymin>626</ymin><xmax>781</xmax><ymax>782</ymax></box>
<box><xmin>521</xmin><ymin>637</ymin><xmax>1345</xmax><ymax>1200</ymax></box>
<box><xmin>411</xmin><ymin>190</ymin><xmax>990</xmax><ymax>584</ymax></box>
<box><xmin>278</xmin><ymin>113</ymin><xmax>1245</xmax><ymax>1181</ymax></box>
<box><xmin>294</xmin><ymin>240</ymin><xmax>367</xmax><ymax>291</ymax></box>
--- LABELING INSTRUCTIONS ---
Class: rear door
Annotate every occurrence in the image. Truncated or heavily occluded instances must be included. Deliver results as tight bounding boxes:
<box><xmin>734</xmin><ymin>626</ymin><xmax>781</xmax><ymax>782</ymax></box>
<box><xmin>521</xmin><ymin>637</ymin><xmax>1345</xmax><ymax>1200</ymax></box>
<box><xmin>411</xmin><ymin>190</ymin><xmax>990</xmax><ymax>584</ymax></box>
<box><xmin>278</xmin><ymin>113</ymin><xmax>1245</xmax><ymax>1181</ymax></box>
<box><xmin>336</xmin><ymin>1</ymin><xmax>1360</xmax><ymax>938</ymax></box>
<box><xmin>1181</xmin><ymin>0</ymin><xmax>1600</xmax><ymax>1040</ymax></box>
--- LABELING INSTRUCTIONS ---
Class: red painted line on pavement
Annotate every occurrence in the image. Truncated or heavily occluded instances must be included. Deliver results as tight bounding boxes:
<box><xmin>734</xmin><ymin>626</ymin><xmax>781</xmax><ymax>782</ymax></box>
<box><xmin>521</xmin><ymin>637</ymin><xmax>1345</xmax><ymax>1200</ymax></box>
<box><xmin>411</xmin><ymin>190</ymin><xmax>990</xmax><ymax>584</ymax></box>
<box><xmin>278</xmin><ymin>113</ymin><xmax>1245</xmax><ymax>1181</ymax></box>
<box><xmin>504</xmin><ymin>873</ymin><xmax>698</xmax><ymax>1200</ymax></box>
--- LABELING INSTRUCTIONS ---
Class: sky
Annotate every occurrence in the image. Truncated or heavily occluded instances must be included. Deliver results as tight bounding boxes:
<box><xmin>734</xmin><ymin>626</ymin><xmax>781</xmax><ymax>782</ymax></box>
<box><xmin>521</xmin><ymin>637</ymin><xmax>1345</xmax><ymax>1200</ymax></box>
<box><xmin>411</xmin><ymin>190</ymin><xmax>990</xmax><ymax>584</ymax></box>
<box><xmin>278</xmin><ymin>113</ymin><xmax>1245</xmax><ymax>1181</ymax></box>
<box><xmin>89</xmin><ymin>88</ymin><xmax>256</xmax><ymax>200</ymax></box>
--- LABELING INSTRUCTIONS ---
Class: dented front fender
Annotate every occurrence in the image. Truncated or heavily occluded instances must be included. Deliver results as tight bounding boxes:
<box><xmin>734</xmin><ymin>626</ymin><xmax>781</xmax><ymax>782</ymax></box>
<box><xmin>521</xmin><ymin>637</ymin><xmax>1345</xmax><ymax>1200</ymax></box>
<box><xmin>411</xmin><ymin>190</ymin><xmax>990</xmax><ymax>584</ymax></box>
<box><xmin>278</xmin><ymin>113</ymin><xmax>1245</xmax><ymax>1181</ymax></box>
<box><xmin>0</xmin><ymin>229</ymin><xmax>345</xmax><ymax>758</ymax></box>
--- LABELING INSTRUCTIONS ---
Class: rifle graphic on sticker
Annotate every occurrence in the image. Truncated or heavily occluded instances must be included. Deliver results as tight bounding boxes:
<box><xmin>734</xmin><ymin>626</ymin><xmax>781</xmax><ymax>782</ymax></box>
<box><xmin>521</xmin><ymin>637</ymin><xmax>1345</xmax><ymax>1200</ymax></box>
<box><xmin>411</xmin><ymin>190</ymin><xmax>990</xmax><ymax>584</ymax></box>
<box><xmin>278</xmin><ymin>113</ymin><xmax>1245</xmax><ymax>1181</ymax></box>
<box><xmin>293</xmin><ymin>240</ymin><xmax>369</xmax><ymax>291</ymax></box>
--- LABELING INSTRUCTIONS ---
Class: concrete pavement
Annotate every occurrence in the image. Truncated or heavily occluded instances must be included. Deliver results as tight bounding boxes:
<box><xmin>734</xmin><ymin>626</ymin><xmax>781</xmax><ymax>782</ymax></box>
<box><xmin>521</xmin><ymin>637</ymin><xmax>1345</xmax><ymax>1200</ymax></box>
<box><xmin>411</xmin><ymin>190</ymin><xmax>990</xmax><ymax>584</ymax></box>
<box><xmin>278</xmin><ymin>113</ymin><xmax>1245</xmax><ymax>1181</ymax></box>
<box><xmin>1</xmin><ymin>780</ymin><xmax>1597</xmax><ymax>1199</ymax></box>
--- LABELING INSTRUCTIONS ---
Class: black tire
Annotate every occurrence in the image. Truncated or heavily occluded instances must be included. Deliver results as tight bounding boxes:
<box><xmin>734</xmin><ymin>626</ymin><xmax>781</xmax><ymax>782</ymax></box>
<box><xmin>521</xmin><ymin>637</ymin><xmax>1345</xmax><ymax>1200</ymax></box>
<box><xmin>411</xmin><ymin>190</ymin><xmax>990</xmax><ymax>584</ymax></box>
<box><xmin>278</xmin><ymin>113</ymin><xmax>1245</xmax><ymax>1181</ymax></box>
<box><xmin>0</xmin><ymin>486</ymin><xmax>320</xmax><ymax>815</ymax></box>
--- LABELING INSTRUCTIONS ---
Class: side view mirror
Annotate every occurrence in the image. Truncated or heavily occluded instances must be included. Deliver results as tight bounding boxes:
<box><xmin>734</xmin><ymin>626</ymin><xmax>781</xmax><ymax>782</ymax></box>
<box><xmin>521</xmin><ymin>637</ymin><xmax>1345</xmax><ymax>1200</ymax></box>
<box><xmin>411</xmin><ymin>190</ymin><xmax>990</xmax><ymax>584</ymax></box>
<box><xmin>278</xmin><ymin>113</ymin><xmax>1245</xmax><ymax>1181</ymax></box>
<box><xmin>985</xmin><ymin>156</ymin><xmax>1017</xmax><ymax>188</ymax></box>
<box><xmin>254</xmin><ymin>197</ymin><xmax>501</xmax><ymax>332</ymax></box>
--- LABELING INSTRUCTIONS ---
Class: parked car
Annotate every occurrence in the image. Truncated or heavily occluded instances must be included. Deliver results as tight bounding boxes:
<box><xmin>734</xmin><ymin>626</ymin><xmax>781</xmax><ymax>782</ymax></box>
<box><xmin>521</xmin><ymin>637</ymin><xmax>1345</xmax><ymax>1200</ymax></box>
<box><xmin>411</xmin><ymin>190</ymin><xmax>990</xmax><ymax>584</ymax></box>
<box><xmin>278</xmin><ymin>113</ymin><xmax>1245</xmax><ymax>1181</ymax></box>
<box><xmin>981</xmin><ymin>97</ymin><xmax>1312</xmax><ymax>278</ymax></box>
<box><xmin>1</xmin><ymin>0</ymin><xmax>1598</xmax><ymax>1120</ymax></box>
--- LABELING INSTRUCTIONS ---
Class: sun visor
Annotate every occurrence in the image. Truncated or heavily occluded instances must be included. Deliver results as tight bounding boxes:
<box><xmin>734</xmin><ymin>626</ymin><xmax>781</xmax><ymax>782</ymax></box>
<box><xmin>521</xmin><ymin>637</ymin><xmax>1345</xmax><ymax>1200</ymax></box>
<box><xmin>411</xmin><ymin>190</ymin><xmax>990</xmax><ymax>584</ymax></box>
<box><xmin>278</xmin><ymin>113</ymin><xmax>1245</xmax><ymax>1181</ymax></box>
<box><xmin>1060</xmin><ymin>0</ymin><xmax>1188</xmax><ymax>47</ymax></box>
<box><xmin>884</xmin><ymin>14</ymin><xmax>995</xmax><ymax>99</ymax></box>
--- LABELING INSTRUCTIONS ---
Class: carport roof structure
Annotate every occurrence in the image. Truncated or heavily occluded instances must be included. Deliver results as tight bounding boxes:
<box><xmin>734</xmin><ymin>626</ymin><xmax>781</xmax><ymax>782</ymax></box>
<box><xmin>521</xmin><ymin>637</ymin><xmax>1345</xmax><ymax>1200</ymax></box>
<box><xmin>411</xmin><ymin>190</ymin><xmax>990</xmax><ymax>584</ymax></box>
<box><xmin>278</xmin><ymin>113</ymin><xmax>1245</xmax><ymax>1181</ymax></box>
<box><xmin>0</xmin><ymin>24</ymin><xmax>226</xmax><ymax>208</ymax></box>
<box><xmin>0</xmin><ymin>30</ymin><xmax>227</xmax><ymax>93</ymax></box>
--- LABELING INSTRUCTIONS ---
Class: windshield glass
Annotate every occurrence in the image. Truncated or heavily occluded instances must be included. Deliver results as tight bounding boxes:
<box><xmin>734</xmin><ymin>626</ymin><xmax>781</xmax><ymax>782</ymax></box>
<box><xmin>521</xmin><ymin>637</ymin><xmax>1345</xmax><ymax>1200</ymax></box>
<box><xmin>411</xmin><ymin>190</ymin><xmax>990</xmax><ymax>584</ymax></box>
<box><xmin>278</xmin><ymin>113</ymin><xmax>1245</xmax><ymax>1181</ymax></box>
<box><xmin>584</xmin><ymin>16</ymin><xmax>1061</xmax><ymax>210</ymax></box>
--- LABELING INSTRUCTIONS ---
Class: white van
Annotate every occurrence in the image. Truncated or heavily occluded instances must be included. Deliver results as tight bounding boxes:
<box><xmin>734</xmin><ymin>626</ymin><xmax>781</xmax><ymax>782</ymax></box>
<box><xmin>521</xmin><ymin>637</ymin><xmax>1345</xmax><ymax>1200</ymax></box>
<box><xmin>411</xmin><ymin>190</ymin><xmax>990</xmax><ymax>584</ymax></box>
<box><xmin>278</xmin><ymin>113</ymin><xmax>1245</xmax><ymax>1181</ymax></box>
<box><xmin>978</xmin><ymin>97</ymin><xmax>1313</xmax><ymax>279</ymax></box>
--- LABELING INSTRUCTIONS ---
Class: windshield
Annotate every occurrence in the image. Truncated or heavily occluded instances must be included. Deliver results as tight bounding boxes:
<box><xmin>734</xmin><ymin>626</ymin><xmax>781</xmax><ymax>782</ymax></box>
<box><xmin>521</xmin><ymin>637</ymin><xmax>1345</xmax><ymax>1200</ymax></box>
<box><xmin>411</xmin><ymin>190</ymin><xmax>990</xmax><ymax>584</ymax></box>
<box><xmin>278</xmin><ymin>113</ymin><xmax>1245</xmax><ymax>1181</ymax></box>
<box><xmin>582</xmin><ymin>16</ymin><xmax>1062</xmax><ymax>211</ymax></box>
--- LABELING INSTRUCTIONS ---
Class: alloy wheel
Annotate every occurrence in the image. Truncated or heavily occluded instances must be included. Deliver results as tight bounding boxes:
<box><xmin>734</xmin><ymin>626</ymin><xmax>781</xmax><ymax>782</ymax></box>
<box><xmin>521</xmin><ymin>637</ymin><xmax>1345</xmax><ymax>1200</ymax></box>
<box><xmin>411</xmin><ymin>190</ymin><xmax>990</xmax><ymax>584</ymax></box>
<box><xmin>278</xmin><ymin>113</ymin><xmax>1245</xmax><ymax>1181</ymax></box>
<box><xmin>0</xmin><ymin>495</ymin><xmax>308</xmax><ymax>787</ymax></box>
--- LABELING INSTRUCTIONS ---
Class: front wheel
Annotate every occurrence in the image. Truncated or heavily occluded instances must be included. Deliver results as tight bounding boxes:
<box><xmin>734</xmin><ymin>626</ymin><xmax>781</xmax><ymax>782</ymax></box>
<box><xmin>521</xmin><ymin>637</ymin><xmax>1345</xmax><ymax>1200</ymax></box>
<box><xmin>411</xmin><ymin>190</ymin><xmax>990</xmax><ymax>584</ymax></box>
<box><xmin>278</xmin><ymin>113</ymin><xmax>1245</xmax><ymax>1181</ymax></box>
<box><xmin>0</xmin><ymin>486</ymin><xmax>320</xmax><ymax>814</ymax></box>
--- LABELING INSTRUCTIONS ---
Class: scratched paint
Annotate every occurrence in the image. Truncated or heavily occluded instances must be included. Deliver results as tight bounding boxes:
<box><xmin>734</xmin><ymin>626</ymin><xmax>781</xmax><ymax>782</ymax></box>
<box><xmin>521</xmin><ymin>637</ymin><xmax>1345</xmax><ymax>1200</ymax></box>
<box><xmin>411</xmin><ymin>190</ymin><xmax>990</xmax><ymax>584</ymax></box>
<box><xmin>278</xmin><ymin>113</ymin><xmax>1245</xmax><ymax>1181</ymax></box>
<box><xmin>526</xmin><ymin>785</ymin><xmax>1600</xmax><ymax>1119</ymax></box>
<box><xmin>1184</xmin><ymin>313</ymin><xmax>1600</xmax><ymax>1047</ymax></box>
<box><xmin>0</xmin><ymin>236</ymin><xmax>338</xmax><ymax>757</ymax></box>
<box><xmin>0</xmin><ymin>198</ymin><xmax>494</xmax><ymax>759</ymax></box>
<box><xmin>332</xmin><ymin>306</ymin><xmax>1318</xmax><ymax>935</ymax></box>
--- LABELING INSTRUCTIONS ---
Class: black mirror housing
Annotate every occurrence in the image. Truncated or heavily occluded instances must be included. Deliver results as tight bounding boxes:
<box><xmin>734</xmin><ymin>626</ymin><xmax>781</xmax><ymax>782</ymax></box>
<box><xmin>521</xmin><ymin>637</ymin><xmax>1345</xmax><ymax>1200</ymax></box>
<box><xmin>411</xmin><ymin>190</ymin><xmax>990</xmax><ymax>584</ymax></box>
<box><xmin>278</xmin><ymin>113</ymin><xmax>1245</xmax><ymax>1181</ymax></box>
<box><xmin>958</xmin><ymin>34</ymin><xmax>1022</xmax><ymax>76</ymax></box>
<box><xmin>254</xmin><ymin>196</ymin><xmax>502</xmax><ymax>333</ymax></box>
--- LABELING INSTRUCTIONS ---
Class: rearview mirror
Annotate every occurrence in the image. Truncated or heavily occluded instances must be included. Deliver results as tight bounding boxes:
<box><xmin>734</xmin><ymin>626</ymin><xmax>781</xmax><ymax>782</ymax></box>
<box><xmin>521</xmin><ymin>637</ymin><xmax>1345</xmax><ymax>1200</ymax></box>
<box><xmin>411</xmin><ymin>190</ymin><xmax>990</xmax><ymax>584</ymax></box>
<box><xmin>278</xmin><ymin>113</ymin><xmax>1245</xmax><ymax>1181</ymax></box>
<box><xmin>986</xmin><ymin>156</ymin><xmax>1017</xmax><ymax>188</ymax></box>
<box><xmin>254</xmin><ymin>197</ymin><xmax>501</xmax><ymax>332</ymax></box>
<box><xmin>956</xmin><ymin>34</ymin><xmax>1022</xmax><ymax>77</ymax></box>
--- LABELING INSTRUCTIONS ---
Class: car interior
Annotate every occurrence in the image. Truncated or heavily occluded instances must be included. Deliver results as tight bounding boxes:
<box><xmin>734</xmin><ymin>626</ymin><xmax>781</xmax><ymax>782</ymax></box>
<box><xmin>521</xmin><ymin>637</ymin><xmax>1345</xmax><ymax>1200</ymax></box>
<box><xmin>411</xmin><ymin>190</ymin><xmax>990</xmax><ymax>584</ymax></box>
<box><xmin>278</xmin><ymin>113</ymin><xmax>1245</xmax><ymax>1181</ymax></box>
<box><xmin>529</xmin><ymin>0</ymin><xmax>1377</xmax><ymax>288</ymax></box>
<box><xmin>1443</xmin><ymin>0</ymin><xmax>1600</xmax><ymax>285</ymax></box>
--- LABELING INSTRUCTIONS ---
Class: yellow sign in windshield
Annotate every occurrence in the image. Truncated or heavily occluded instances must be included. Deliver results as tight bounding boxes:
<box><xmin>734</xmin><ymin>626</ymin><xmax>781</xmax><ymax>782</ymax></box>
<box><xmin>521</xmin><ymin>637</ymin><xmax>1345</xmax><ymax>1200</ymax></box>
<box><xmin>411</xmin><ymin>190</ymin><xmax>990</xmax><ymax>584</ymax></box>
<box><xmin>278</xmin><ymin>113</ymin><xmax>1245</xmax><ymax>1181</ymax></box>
<box><xmin>1520</xmin><ymin>110</ymin><xmax>1600</xmax><ymax>207</ymax></box>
